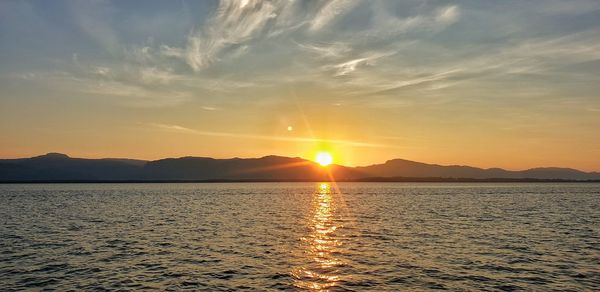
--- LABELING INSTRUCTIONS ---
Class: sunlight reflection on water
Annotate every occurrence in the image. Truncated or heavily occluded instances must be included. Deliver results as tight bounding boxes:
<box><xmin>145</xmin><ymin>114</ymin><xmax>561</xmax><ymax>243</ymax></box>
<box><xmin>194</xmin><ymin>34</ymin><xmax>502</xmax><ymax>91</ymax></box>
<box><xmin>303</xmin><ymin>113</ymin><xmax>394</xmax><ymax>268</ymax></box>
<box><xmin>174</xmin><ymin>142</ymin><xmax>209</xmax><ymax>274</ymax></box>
<box><xmin>292</xmin><ymin>183</ymin><xmax>344</xmax><ymax>290</ymax></box>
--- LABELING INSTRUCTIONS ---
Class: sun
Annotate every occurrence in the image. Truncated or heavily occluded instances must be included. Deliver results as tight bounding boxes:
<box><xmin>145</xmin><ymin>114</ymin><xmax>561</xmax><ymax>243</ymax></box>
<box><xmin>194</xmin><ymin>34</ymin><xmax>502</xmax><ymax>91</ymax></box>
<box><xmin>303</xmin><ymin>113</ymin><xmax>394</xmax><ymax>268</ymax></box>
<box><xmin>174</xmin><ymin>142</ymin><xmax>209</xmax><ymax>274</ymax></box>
<box><xmin>315</xmin><ymin>151</ymin><xmax>333</xmax><ymax>166</ymax></box>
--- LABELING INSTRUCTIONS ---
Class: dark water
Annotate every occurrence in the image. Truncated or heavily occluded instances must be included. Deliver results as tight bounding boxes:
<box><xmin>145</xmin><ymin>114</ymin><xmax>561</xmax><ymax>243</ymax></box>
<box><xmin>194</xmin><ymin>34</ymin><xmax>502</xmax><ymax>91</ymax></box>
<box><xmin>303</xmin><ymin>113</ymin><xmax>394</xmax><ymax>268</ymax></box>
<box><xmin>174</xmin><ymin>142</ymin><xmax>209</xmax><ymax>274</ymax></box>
<box><xmin>0</xmin><ymin>183</ymin><xmax>599</xmax><ymax>291</ymax></box>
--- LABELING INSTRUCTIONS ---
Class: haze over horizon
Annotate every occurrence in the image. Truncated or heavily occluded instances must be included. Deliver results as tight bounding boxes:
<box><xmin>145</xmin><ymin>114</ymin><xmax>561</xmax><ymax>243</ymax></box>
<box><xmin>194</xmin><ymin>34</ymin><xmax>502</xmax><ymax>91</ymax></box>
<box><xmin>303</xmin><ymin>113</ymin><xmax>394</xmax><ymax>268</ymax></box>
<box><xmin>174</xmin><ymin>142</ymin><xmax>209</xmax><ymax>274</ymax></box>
<box><xmin>1</xmin><ymin>0</ymin><xmax>599</xmax><ymax>171</ymax></box>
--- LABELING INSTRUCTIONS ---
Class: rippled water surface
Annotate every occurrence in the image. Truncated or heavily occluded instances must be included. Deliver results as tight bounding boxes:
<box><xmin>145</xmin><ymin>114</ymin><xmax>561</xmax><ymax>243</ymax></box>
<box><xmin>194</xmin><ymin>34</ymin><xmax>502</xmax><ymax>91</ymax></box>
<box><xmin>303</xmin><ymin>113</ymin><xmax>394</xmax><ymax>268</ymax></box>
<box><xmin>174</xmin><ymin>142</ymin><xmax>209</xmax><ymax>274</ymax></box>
<box><xmin>1</xmin><ymin>183</ymin><xmax>599</xmax><ymax>290</ymax></box>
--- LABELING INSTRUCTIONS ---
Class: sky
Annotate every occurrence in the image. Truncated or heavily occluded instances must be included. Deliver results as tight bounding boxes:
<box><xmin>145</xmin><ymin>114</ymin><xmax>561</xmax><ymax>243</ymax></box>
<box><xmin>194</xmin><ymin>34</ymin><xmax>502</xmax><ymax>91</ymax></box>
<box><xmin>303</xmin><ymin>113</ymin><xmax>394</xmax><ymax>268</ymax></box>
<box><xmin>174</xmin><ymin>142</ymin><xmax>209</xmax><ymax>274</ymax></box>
<box><xmin>0</xmin><ymin>0</ymin><xmax>599</xmax><ymax>171</ymax></box>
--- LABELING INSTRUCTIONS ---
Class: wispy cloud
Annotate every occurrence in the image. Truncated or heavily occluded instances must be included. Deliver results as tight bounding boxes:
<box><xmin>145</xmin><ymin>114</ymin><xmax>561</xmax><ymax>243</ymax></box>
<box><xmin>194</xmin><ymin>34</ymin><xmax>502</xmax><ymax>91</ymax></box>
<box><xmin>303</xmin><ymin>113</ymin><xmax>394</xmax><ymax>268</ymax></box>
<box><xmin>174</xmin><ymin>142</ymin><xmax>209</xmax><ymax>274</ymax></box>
<box><xmin>330</xmin><ymin>51</ymin><xmax>396</xmax><ymax>76</ymax></box>
<box><xmin>296</xmin><ymin>41</ymin><xmax>351</xmax><ymax>59</ymax></box>
<box><xmin>139</xmin><ymin>67</ymin><xmax>178</xmax><ymax>85</ymax></box>
<box><xmin>11</xmin><ymin>67</ymin><xmax>190</xmax><ymax>107</ymax></box>
<box><xmin>151</xmin><ymin>123</ymin><xmax>388</xmax><ymax>148</ymax></box>
<box><xmin>6</xmin><ymin>0</ymin><xmax>471</xmax><ymax>106</ymax></box>
<box><xmin>183</xmin><ymin>1</ymin><xmax>277</xmax><ymax>70</ymax></box>
<box><xmin>365</xmin><ymin>4</ymin><xmax>461</xmax><ymax>39</ymax></box>
<box><xmin>4</xmin><ymin>0</ymin><xmax>600</xmax><ymax>111</ymax></box>
<box><xmin>165</xmin><ymin>0</ymin><xmax>362</xmax><ymax>72</ymax></box>
<box><xmin>435</xmin><ymin>5</ymin><xmax>460</xmax><ymax>24</ymax></box>
<box><xmin>309</xmin><ymin>0</ymin><xmax>360</xmax><ymax>31</ymax></box>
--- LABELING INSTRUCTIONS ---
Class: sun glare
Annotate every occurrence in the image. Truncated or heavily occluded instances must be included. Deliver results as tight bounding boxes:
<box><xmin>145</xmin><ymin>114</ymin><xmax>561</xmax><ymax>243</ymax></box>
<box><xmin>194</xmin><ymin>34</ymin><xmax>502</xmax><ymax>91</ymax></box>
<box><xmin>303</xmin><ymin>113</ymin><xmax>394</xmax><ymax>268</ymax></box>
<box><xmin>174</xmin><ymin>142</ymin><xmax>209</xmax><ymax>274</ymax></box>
<box><xmin>315</xmin><ymin>152</ymin><xmax>333</xmax><ymax>166</ymax></box>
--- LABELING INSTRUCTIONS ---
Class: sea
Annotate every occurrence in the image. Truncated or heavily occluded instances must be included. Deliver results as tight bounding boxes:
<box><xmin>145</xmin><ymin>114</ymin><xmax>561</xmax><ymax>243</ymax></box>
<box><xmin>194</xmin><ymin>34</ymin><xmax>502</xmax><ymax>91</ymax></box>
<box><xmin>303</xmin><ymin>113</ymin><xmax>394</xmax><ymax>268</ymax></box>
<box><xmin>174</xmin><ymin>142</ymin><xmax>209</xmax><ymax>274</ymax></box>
<box><xmin>0</xmin><ymin>183</ymin><xmax>599</xmax><ymax>291</ymax></box>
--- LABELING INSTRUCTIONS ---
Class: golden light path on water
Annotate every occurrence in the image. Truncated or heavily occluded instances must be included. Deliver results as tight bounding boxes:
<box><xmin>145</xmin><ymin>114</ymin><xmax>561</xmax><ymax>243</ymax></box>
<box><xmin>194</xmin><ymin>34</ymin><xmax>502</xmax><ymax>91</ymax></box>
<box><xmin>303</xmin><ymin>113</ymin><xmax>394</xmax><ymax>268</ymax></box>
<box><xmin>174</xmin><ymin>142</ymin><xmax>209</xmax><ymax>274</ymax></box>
<box><xmin>292</xmin><ymin>182</ymin><xmax>350</xmax><ymax>290</ymax></box>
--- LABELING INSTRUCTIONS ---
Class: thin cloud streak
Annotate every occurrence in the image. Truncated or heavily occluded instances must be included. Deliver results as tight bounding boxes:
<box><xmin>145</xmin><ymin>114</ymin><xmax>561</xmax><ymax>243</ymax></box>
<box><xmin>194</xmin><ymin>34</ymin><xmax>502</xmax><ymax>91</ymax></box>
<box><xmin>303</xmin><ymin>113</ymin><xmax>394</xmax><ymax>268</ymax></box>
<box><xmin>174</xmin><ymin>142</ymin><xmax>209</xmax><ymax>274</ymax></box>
<box><xmin>150</xmin><ymin>123</ymin><xmax>388</xmax><ymax>148</ymax></box>
<box><xmin>296</xmin><ymin>41</ymin><xmax>351</xmax><ymax>59</ymax></box>
<box><xmin>331</xmin><ymin>51</ymin><xmax>397</xmax><ymax>76</ymax></box>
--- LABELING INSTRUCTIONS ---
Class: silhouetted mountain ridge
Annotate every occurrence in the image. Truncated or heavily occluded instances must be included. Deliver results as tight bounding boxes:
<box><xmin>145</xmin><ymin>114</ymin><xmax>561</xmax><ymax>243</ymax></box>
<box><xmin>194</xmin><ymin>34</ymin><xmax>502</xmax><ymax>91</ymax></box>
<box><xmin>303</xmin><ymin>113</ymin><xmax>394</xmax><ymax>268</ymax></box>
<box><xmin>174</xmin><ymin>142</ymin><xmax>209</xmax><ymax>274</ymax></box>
<box><xmin>0</xmin><ymin>153</ymin><xmax>598</xmax><ymax>182</ymax></box>
<box><xmin>356</xmin><ymin>159</ymin><xmax>600</xmax><ymax>180</ymax></box>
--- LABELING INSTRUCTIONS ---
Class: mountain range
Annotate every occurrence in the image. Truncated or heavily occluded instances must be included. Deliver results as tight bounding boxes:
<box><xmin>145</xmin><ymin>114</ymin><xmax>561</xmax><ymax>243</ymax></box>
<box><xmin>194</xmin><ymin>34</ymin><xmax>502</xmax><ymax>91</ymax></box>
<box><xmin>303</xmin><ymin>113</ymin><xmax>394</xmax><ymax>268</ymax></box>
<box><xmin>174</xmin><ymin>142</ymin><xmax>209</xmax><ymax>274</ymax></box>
<box><xmin>0</xmin><ymin>153</ymin><xmax>598</xmax><ymax>182</ymax></box>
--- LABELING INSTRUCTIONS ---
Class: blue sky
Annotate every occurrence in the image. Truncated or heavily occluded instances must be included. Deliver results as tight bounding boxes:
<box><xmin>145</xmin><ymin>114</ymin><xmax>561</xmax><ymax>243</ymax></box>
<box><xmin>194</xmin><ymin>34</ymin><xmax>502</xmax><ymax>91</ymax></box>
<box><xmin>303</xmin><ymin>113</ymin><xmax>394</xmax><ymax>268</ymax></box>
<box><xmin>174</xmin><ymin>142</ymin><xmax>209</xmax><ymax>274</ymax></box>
<box><xmin>1</xmin><ymin>0</ymin><xmax>599</xmax><ymax>170</ymax></box>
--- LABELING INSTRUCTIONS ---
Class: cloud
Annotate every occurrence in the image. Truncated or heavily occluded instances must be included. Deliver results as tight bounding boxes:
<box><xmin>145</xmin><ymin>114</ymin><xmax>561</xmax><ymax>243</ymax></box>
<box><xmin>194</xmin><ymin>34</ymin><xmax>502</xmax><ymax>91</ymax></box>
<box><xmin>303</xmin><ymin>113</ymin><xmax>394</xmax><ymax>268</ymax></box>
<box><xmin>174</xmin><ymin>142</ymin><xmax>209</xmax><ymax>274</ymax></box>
<box><xmin>78</xmin><ymin>79</ymin><xmax>190</xmax><ymax>107</ymax></box>
<box><xmin>50</xmin><ymin>1</ymin><xmax>469</xmax><ymax>98</ymax></box>
<box><xmin>11</xmin><ymin>67</ymin><xmax>189</xmax><ymax>107</ymax></box>
<box><xmin>183</xmin><ymin>0</ymin><xmax>279</xmax><ymax>71</ymax></box>
<box><xmin>333</xmin><ymin>58</ymin><xmax>368</xmax><ymax>76</ymax></box>
<box><xmin>151</xmin><ymin>123</ymin><xmax>388</xmax><ymax>148</ymax></box>
<box><xmin>94</xmin><ymin>67</ymin><xmax>111</xmax><ymax>77</ymax></box>
<box><xmin>5</xmin><ymin>0</ymin><xmax>599</xmax><ymax>112</ymax></box>
<box><xmin>362</xmin><ymin>4</ymin><xmax>461</xmax><ymax>40</ymax></box>
<box><xmin>165</xmin><ymin>0</ymin><xmax>362</xmax><ymax>72</ymax></box>
<box><xmin>435</xmin><ymin>5</ymin><xmax>460</xmax><ymax>24</ymax></box>
<box><xmin>372</xmin><ymin>68</ymin><xmax>462</xmax><ymax>94</ymax></box>
<box><xmin>309</xmin><ymin>0</ymin><xmax>360</xmax><ymax>31</ymax></box>
<box><xmin>297</xmin><ymin>41</ymin><xmax>351</xmax><ymax>58</ymax></box>
<box><xmin>331</xmin><ymin>51</ymin><xmax>395</xmax><ymax>76</ymax></box>
<box><xmin>139</xmin><ymin>67</ymin><xmax>178</xmax><ymax>85</ymax></box>
<box><xmin>160</xmin><ymin>45</ymin><xmax>185</xmax><ymax>58</ymax></box>
<box><xmin>312</xmin><ymin>25</ymin><xmax>600</xmax><ymax>100</ymax></box>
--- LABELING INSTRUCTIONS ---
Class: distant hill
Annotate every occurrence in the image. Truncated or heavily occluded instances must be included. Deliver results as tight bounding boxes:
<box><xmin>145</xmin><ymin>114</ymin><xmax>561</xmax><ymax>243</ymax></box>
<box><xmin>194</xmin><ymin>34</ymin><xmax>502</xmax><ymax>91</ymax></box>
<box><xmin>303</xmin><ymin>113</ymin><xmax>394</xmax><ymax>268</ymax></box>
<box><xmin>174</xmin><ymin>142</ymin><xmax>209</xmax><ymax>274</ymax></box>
<box><xmin>143</xmin><ymin>155</ymin><xmax>360</xmax><ymax>180</ymax></box>
<box><xmin>0</xmin><ymin>153</ymin><xmax>146</xmax><ymax>181</ymax></box>
<box><xmin>0</xmin><ymin>153</ymin><xmax>598</xmax><ymax>182</ymax></box>
<box><xmin>355</xmin><ymin>159</ymin><xmax>600</xmax><ymax>180</ymax></box>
